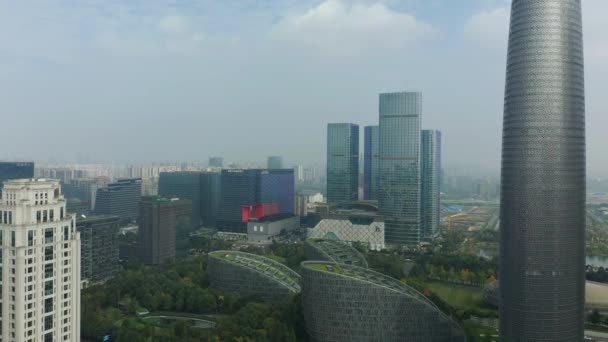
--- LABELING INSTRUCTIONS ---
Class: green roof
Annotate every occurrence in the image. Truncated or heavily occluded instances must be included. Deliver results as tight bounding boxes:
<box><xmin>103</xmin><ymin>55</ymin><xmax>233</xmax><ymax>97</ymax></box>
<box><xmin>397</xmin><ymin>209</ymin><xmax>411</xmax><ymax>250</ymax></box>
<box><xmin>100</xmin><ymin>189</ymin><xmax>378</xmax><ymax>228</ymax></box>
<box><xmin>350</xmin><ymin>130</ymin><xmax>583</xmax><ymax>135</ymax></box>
<box><xmin>210</xmin><ymin>251</ymin><xmax>301</xmax><ymax>293</ymax></box>
<box><xmin>306</xmin><ymin>239</ymin><xmax>368</xmax><ymax>268</ymax></box>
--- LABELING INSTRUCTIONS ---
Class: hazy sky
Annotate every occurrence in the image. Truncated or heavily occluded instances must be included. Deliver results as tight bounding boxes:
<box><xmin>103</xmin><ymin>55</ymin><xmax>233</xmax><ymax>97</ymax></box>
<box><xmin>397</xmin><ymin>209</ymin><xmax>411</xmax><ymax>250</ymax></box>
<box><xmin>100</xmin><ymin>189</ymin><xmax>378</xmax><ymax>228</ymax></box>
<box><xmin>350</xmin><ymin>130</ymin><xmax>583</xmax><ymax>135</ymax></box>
<box><xmin>1</xmin><ymin>0</ymin><xmax>607</xmax><ymax>174</ymax></box>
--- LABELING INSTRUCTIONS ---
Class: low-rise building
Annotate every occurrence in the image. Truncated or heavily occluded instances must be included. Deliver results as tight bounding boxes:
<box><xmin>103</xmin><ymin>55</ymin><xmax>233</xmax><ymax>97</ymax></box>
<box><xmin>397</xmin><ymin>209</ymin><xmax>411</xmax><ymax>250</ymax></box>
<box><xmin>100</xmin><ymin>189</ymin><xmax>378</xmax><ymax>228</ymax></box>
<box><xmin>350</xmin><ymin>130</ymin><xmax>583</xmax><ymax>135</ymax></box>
<box><xmin>247</xmin><ymin>214</ymin><xmax>300</xmax><ymax>242</ymax></box>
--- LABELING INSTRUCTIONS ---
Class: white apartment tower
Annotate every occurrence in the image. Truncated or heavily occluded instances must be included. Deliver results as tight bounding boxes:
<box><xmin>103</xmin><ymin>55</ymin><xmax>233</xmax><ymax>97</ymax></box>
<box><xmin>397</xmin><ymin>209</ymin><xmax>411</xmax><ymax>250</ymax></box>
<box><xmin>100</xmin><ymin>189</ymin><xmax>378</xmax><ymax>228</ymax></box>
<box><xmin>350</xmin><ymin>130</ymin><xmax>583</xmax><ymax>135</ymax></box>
<box><xmin>0</xmin><ymin>179</ymin><xmax>80</xmax><ymax>342</ymax></box>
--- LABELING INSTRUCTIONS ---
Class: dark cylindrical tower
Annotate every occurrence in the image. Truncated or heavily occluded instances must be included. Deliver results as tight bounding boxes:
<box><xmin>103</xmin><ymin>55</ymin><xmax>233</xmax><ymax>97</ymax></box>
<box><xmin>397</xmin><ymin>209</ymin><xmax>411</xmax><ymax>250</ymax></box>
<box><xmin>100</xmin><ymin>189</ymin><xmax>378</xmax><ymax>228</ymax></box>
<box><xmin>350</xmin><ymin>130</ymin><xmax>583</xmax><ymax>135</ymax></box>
<box><xmin>500</xmin><ymin>1</ymin><xmax>585</xmax><ymax>341</ymax></box>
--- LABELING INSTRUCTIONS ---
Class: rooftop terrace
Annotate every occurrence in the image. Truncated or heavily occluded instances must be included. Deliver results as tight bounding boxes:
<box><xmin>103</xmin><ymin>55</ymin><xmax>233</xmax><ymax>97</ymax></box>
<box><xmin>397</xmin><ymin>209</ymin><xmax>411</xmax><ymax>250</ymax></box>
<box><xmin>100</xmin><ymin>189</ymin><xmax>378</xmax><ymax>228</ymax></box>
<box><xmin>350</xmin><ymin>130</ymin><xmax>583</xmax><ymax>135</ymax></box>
<box><xmin>210</xmin><ymin>251</ymin><xmax>301</xmax><ymax>293</ymax></box>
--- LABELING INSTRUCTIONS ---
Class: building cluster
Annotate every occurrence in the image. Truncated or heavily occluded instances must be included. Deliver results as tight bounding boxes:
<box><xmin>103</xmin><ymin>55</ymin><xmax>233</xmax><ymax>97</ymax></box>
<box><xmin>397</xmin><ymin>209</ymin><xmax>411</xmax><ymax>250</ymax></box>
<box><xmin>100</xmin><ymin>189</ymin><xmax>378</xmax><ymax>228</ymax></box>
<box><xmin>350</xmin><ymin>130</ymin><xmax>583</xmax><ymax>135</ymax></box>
<box><xmin>326</xmin><ymin>92</ymin><xmax>441</xmax><ymax>247</ymax></box>
<box><xmin>207</xmin><ymin>239</ymin><xmax>465</xmax><ymax>341</ymax></box>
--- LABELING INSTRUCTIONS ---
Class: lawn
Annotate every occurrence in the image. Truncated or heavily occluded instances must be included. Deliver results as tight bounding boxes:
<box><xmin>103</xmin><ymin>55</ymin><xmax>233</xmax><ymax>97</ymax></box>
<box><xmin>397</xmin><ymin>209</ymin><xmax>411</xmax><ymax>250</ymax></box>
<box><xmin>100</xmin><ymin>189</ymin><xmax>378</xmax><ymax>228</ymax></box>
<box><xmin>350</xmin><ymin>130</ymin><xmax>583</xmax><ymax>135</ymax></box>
<box><xmin>463</xmin><ymin>321</ymin><xmax>499</xmax><ymax>342</ymax></box>
<box><xmin>424</xmin><ymin>281</ymin><xmax>484</xmax><ymax>309</ymax></box>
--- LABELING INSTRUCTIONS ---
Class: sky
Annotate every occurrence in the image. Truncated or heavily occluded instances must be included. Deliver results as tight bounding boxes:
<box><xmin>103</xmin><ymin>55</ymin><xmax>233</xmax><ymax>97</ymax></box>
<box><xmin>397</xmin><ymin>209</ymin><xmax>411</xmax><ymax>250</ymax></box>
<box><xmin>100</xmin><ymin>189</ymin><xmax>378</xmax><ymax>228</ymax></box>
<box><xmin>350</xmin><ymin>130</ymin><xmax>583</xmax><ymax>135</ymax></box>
<box><xmin>1</xmin><ymin>0</ymin><xmax>607</xmax><ymax>175</ymax></box>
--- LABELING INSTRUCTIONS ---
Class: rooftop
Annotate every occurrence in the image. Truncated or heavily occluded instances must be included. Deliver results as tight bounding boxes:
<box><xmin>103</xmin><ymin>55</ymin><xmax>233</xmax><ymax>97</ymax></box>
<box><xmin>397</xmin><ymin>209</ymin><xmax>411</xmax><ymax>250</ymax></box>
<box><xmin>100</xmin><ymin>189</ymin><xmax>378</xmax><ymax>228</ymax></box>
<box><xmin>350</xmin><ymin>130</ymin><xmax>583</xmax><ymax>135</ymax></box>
<box><xmin>306</xmin><ymin>239</ymin><xmax>368</xmax><ymax>268</ymax></box>
<box><xmin>302</xmin><ymin>261</ymin><xmax>434</xmax><ymax>305</ymax></box>
<box><xmin>210</xmin><ymin>251</ymin><xmax>301</xmax><ymax>293</ymax></box>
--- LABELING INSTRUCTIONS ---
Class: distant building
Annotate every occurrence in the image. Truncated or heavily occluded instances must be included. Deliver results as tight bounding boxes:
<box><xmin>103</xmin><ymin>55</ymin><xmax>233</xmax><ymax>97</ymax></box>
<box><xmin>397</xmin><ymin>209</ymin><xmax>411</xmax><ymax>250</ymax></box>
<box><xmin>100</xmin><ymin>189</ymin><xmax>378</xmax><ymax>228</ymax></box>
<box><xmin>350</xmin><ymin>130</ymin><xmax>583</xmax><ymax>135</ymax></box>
<box><xmin>77</xmin><ymin>215</ymin><xmax>120</xmax><ymax>283</ymax></box>
<box><xmin>0</xmin><ymin>161</ymin><xmax>34</xmax><ymax>193</ymax></box>
<box><xmin>158</xmin><ymin>172</ymin><xmax>204</xmax><ymax>227</ymax></box>
<box><xmin>67</xmin><ymin>198</ymin><xmax>91</xmax><ymax>216</ymax></box>
<box><xmin>138</xmin><ymin>196</ymin><xmax>192</xmax><ymax>265</ymax></box>
<box><xmin>209</xmin><ymin>157</ymin><xmax>223</xmax><ymax>168</ymax></box>
<box><xmin>267</xmin><ymin>156</ymin><xmax>283</xmax><ymax>169</ymax></box>
<box><xmin>363</xmin><ymin>125</ymin><xmax>379</xmax><ymax>200</ymax></box>
<box><xmin>379</xmin><ymin>92</ymin><xmax>422</xmax><ymax>246</ymax></box>
<box><xmin>295</xmin><ymin>194</ymin><xmax>308</xmax><ymax>216</ymax></box>
<box><xmin>95</xmin><ymin>178</ymin><xmax>142</xmax><ymax>222</ymax></box>
<box><xmin>247</xmin><ymin>215</ymin><xmax>300</xmax><ymax>242</ymax></box>
<box><xmin>0</xmin><ymin>179</ymin><xmax>81</xmax><ymax>342</ymax></box>
<box><xmin>301</xmin><ymin>261</ymin><xmax>465</xmax><ymax>341</ymax></box>
<box><xmin>200</xmin><ymin>171</ymin><xmax>221</xmax><ymax>227</ymax></box>
<box><xmin>208</xmin><ymin>251</ymin><xmax>301</xmax><ymax>302</ymax></box>
<box><xmin>218</xmin><ymin>169</ymin><xmax>294</xmax><ymax>233</ymax></box>
<box><xmin>305</xmin><ymin>239</ymin><xmax>368</xmax><ymax>267</ymax></box>
<box><xmin>309</xmin><ymin>218</ymin><xmax>385</xmax><ymax>251</ymax></box>
<box><xmin>327</xmin><ymin>123</ymin><xmax>359</xmax><ymax>205</ymax></box>
<box><xmin>421</xmin><ymin>130</ymin><xmax>441</xmax><ymax>241</ymax></box>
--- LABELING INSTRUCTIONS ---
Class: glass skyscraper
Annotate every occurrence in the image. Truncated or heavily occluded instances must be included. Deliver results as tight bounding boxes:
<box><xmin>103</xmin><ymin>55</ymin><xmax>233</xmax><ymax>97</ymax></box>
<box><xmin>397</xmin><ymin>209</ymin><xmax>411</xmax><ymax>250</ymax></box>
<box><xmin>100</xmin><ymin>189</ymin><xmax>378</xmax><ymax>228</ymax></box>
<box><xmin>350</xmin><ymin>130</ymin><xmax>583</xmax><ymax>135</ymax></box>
<box><xmin>94</xmin><ymin>178</ymin><xmax>142</xmax><ymax>222</ymax></box>
<box><xmin>363</xmin><ymin>126</ymin><xmax>379</xmax><ymax>200</ymax></box>
<box><xmin>500</xmin><ymin>1</ymin><xmax>586</xmax><ymax>340</ymax></box>
<box><xmin>421</xmin><ymin>130</ymin><xmax>441</xmax><ymax>241</ymax></box>
<box><xmin>326</xmin><ymin>123</ymin><xmax>359</xmax><ymax>205</ymax></box>
<box><xmin>378</xmin><ymin>92</ymin><xmax>421</xmax><ymax>246</ymax></box>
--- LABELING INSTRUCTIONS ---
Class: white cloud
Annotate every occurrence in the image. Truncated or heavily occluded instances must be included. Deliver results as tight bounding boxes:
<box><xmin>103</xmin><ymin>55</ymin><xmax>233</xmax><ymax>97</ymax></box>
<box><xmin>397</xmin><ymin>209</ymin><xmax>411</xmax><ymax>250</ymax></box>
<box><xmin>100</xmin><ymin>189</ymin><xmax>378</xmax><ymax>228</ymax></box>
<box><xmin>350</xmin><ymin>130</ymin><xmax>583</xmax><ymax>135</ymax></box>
<box><xmin>463</xmin><ymin>7</ymin><xmax>509</xmax><ymax>50</ymax></box>
<box><xmin>271</xmin><ymin>0</ymin><xmax>434</xmax><ymax>56</ymax></box>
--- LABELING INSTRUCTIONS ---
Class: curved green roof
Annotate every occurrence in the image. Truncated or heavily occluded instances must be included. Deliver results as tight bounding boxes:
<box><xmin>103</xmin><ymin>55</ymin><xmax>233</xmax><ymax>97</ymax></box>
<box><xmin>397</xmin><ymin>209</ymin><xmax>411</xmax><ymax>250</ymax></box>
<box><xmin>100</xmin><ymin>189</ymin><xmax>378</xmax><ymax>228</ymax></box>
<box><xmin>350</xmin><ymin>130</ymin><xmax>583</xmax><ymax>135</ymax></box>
<box><xmin>306</xmin><ymin>239</ymin><xmax>368</xmax><ymax>268</ymax></box>
<box><xmin>209</xmin><ymin>250</ymin><xmax>301</xmax><ymax>293</ymax></box>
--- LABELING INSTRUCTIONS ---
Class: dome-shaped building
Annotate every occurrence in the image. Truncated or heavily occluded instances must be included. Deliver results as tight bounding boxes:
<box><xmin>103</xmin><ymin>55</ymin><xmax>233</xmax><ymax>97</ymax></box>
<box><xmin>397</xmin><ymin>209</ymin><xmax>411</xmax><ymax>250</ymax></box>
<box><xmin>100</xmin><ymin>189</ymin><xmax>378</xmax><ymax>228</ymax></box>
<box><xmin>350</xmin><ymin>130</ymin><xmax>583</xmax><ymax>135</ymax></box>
<box><xmin>301</xmin><ymin>261</ymin><xmax>465</xmax><ymax>341</ymax></box>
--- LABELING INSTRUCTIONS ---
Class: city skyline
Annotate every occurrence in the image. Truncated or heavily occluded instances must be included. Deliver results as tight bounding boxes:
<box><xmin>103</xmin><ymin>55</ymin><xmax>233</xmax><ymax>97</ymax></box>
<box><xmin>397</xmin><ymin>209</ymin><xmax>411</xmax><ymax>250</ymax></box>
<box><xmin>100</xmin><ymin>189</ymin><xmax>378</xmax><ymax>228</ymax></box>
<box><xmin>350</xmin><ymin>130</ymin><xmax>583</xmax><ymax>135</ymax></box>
<box><xmin>2</xmin><ymin>1</ymin><xmax>608</xmax><ymax>176</ymax></box>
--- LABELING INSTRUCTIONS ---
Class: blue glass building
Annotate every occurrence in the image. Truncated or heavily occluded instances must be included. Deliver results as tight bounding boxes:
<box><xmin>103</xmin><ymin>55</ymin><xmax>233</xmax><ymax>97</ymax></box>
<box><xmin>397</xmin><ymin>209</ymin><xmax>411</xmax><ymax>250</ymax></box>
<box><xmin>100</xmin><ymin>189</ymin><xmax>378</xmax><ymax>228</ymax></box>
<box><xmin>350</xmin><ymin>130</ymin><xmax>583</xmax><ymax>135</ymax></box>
<box><xmin>378</xmin><ymin>92</ymin><xmax>422</xmax><ymax>246</ymax></box>
<box><xmin>363</xmin><ymin>126</ymin><xmax>379</xmax><ymax>200</ymax></box>
<box><xmin>326</xmin><ymin>123</ymin><xmax>359</xmax><ymax>205</ymax></box>
<box><xmin>421</xmin><ymin>130</ymin><xmax>441</xmax><ymax>241</ymax></box>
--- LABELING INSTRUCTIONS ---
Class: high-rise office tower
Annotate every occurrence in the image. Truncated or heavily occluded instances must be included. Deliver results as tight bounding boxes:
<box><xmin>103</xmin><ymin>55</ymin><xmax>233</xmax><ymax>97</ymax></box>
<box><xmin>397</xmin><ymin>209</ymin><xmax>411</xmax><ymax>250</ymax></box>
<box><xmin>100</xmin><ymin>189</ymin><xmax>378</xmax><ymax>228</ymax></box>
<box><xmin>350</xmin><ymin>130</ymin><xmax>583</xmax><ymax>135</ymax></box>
<box><xmin>94</xmin><ymin>178</ymin><xmax>142</xmax><ymax>222</ymax></box>
<box><xmin>158</xmin><ymin>172</ymin><xmax>203</xmax><ymax>228</ymax></box>
<box><xmin>208</xmin><ymin>157</ymin><xmax>223</xmax><ymax>168</ymax></box>
<box><xmin>218</xmin><ymin>169</ymin><xmax>294</xmax><ymax>233</ymax></box>
<box><xmin>0</xmin><ymin>179</ymin><xmax>81</xmax><ymax>341</ymax></box>
<box><xmin>326</xmin><ymin>123</ymin><xmax>359</xmax><ymax>205</ymax></box>
<box><xmin>267</xmin><ymin>156</ymin><xmax>283</xmax><ymax>169</ymax></box>
<box><xmin>421</xmin><ymin>130</ymin><xmax>441</xmax><ymax>241</ymax></box>
<box><xmin>363</xmin><ymin>126</ymin><xmax>379</xmax><ymax>200</ymax></box>
<box><xmin>138</xmin><ymin>197</ymin><xmax>192</xmax><ymax>265</ymax></box>
<box><xmin>200</xmin><ymin>172</ymin><xmax>221</xmax><ymax>227</ymax></box>
<box><xmin>0</xmin><ymin>162</ymin><xmax>34</xmax><ymax>196</ymax></box>
<box><xmin>77</xmin><ymin>215</ymin><xmax>120</xmax><ymax>283</ymax></box>
<box><xmin>500</xmin><ymin>1</ymin><xmax>585</xmax><ymax>340</ymax></box>
<box><xmin>378</xmin><ymin>92</ymin><xmax>422</xmax><ymax>246</ymax></box>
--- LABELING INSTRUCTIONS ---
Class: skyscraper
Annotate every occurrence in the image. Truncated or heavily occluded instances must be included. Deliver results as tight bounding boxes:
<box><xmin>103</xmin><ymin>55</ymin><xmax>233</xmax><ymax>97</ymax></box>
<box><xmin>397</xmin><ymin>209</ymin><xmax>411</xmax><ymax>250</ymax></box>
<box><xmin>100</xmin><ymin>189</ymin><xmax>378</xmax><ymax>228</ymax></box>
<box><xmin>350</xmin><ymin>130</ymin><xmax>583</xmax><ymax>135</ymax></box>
<box><xmin>267</xmin><ymin>156</ymin><xmax>283</xmax><ymax>169</ymax></box>
<box><xmin>500</xmin><ymin>1</ymin><xmax>585</xmax><ymax>340</ymax></box>
<box><xmin>363</xmin><ymin>125</ymin><xmax>379</xmax><ymax>200</ymax></box>
<box><xmin>138</xmin><ymin>196</ymin><xmax>192</xmax><ymax>265</ymax></box>
<box><xmin>200</xmin><ymin>171</ymin><xmax>221</xmax><ymax>227</ymax></box>
<box><xmin>77</xmin><ymin>215</ymin><xmax>120</xmax><ymax>283</ymax></box>
<box><xmin>158</xmin><ymin>172</ymin><xmax>203</xmax><ymax>227</ymax></box>
<box><xmin>209</xmin><ymin>157</ymin><xmax>223</xmax><ymax>168</ymax></box>
<box><xmin>0</xmin><ymin>179</ymin><xmax>81</xmax><ymax>341</ymax></box>
<box><xmin>0</xmin><ymin>162</ymin><xmax>34</xmax><ymax>195</ymax></box>
<box><xmin>94</xmin><ymin>178</ymin><xmax>142</xmax><ymax>222</ymax></box>
<box><xmin>217</xmin><ymin>169</ymin><xmax>294</xmax><ymax>233</ymax></box>
<box><xmin>421</xmin><ymin>130</ymin><xmax>441</xmax><ymax>241</ymax></box>
<box><xmin>378</xmin><ymin>92</ymin><xmax>422</xmax><ymax>246</ymax></box>
<box><xmin>326</xmin><ymin>123</ymin><xmax>359</xmax><ymax>205</ymax></box>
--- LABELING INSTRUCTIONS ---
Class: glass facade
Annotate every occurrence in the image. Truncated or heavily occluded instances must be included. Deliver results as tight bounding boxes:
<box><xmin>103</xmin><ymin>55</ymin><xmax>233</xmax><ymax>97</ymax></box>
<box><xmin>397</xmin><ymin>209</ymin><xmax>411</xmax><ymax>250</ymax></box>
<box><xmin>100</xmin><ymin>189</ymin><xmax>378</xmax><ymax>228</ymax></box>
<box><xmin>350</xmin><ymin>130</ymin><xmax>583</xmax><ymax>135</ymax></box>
<box><xmin>267</xmin><ymin>156</ymin><xmax>283</xmax><ymax>169</ymax></box>
<box><xmin>158</xmin><ymin>172</ymin><xmax>203</xmax><ymax>227</ymax></box>
<box><xmin>94</xmin><ymin>178</ymin><xmax>142</xmax><ymax>222</ymax></box>
<box><xmin>301</xmin><ymin>261</ymin><xmax>465</xmax><ymax>342</ymax></box>
<box><xmin>363</xmin><ymin>126</ymin><xmax>379</xmax><ymax>200</ymax></box>
<box><xmin>200</xmin><ymin>171</ymin><xmax>221</xmax><ymax>227</ymax></box>
<box><xmin>378</xmin><ymin>92</ymin><xmax>421</xmax><ymax>246</ymax></box>
<box><xmin>500</xmin><ymin>1</ymin><xmax>586</xmax><ymax>341</ymax></box>
<box><xmin>76</xmin><ymin>215</ymin><xmax>120</xmax><ymax>282</ymax></box>
<box><xmin>218</xmin><ymin>169</ymin><xmax>294</xmax><ymax>233</ymax></box>
<box><xmin>326</xmin><ymin>123</ymin><xmax>359</xmax><ymax>205</ymax></box>
<box><xmin>421</xmin><ymin>130</ymin><xmax>441</xmax><ymax>241</ymax></box>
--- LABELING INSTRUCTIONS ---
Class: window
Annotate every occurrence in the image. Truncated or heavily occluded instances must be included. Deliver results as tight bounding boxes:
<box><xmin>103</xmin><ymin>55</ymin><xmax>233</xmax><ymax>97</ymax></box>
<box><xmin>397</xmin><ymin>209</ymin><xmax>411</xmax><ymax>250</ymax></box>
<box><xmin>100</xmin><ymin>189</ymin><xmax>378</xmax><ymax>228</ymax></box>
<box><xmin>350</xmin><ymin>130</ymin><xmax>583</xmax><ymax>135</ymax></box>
<box><xmin>45</xmin><ymin>264</ymin><xmax>53</xmax><ymax>279</ymax></box>
<box><xmin>45</xmin><ymin>228</ymin><xmax>53</xmax><ymax>244</ymax></box>
<box><xmin>49</xmin><ymin>209</ymin><xmax>54</xmax><ymax>222</ymax></box>
<box><xmin>43</xmin><ymin>210</ymin><xmax>48</xmax><ymax>223</ymax></box>
<box><xmin>45</xmin><ymin>246</ymin><xmax>53</xmax><ymax>261</ymax></box>
<box><xmin>10</xmin><ymin>231</ymin><xmax>15</xmax><ymax>247</ymax></box>
<box><xmin>8</xmin><ymin>211</ymin><xmax>11</xmax><ymax>224</ymax></box>
<box><xmin>44</xmin><ymin>332</ymin><xmax>52</xmax><ymax>341</ymax></box>
<box><xmin>44</xmin><ymin>298</ymin><xmax>53</xmax><ymax>313</ymax></box>
<box><xmin>260</xmin><ymin>226</ymin><xmax>264</xmax><ymax>232</ymax></box>
<box><xmin>28</xmin><ymin>231</ymin><xmax>34</xmax><ymax>247</ymax></box>
<box><xmin>60</xmin><ymin>206</ymin><xmax>64</xmax><ymax>219</ymax></box>
<box><xmin>44</xmin><ymin>280</ymin><xmax>53</xmax><ymax>296</ymax></box>
<box><xmin>37</xmin><ymin>211</ymin><xmax>41</xmax><ymax>223</ymax></box>
<box><xmin>63</xmin><ymin>227</ymin><xmax>68</xmax><ymax>240</ymax></box>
